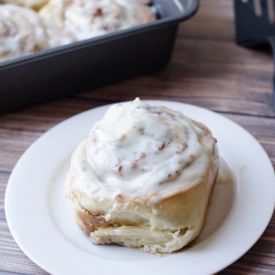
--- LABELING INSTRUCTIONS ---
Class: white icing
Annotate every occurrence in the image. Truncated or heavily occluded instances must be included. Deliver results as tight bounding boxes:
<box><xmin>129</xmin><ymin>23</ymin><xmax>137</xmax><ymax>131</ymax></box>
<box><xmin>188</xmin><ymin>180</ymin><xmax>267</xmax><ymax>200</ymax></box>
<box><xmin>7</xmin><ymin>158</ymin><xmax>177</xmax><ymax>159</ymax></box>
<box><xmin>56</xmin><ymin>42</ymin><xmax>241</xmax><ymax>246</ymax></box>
<box><xmin>71</xmin><ymin>98</ymin><xmax>217</xmax><ymax>203</ymax></box>
<box><xmin>39</xmin><ymin>0</ymin><xmax>155</xmax><ymax>48</ymax></box>
<box><xmin>0</xmin><ymin>4</ymin><xmax>48</xmax><ymax>62</ymax></box>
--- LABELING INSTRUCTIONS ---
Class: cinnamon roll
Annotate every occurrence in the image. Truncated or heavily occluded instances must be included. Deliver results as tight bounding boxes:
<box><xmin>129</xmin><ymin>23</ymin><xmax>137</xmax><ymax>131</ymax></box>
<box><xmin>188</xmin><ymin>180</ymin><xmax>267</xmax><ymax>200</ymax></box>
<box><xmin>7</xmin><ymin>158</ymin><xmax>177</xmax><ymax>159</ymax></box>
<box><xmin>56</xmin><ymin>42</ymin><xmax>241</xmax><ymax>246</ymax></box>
<box><xmin>0</xmin><ymin>4</ymin><xmax>48</xmax><ymax>62</ymax></box>
<box><xmin>39</xmin><ymin>0</ymin><xmax>155</xmax><ymax>48</ymax></box>
<box><xmin>64</xmin><ymin>98</ymin><xmax>219</xmax><ymax>253</ymax></box>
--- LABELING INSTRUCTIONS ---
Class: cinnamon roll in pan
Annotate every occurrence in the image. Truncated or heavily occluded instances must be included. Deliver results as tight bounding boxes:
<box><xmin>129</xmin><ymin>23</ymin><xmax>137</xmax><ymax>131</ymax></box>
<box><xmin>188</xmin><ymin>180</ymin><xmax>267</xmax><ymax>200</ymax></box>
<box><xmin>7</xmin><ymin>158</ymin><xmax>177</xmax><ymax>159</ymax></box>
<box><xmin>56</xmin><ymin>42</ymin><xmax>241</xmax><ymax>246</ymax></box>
<box><xmin>0</xmin><ymin>4</ymin><xmax>48</xmax><ymax>62</ymax></box>
<box><xmin>39</xmin><ymin>0</ymin><xmax>155</xmax><ymax>48</ymax></box>
<box><xmin>65</xmin><ymin>98</ymin><xmax>219</xmax><ymax>254</ymax></box>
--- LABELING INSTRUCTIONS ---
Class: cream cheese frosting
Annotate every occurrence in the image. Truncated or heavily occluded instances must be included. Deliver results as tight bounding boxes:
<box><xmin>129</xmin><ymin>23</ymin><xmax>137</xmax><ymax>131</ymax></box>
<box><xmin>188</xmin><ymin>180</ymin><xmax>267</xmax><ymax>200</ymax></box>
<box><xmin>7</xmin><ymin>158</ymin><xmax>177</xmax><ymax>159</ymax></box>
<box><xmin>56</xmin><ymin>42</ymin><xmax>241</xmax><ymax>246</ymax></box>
<box><xmin>70</xmin><ymin>98</ymin><xmax>218</xmax><ymax>203</ymax></box>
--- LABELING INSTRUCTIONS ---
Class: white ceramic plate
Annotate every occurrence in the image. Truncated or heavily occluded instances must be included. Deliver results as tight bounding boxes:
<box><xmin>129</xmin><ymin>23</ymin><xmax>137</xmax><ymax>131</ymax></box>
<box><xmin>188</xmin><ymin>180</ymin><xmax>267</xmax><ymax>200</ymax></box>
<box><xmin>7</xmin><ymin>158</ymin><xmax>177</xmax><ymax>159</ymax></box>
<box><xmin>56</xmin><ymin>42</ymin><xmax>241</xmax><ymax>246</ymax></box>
<box><xmin>5</xmin><ymin>100</ymin><xmax>275</xmax><ymax>275</ymax></box>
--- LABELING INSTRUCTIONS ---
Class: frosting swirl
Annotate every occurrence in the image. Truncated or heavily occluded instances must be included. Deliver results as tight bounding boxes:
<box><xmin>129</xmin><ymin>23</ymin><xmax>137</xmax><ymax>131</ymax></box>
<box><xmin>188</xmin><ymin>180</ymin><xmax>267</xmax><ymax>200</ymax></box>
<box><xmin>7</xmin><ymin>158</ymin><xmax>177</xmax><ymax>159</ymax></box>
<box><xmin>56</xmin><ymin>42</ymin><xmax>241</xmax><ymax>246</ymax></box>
<box><xmin>71</xmin><ymin>98</ymin><xmax>218</xmax><ymax>202</ymax></box>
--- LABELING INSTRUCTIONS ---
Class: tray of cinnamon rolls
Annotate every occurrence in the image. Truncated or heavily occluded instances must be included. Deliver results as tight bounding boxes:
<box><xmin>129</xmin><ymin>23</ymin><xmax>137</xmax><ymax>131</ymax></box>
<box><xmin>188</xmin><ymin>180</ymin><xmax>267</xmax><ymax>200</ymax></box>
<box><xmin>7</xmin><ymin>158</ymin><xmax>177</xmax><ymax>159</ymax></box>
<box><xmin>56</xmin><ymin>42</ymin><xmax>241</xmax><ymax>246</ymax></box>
<box><xmin>0</xmin><ymin>0</ymin><xmax>198</xmax><ymax>113</ymax></box>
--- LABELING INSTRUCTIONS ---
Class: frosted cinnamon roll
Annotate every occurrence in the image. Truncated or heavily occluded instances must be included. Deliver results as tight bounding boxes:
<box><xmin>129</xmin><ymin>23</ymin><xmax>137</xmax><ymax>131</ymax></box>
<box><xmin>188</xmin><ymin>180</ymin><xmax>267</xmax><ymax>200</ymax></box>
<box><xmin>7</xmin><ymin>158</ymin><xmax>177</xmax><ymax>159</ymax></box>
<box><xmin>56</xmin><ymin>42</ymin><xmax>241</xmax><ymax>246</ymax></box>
<box><xmin>65</xmin><ymin>98</ymin><xmax>219</xmax><ymax>253</ymax></box>
<box><xmin>0</xmin><ymin>4</ymin><xmax>48</xmax><ymax>62</ymax></box>
<box><xmin>39</xmin><ymin>0</ymin><xmax>155</xmax><ymax>48</ymax></box>
<box><xmin>1</xmin><ymin>0</ymin><xmax>48</xmax><ymax>10</ymax></box>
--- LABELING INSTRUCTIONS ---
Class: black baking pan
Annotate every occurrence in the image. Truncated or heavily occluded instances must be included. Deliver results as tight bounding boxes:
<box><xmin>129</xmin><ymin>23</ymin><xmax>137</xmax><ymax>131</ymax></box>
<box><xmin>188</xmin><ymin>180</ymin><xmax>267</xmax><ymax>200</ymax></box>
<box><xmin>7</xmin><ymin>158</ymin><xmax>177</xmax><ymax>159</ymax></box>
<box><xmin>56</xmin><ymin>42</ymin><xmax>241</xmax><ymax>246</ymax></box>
<box><xmin>0</xmin><ymin>0</ymin><xmax>199</xmax><ymax>114</ymax></box>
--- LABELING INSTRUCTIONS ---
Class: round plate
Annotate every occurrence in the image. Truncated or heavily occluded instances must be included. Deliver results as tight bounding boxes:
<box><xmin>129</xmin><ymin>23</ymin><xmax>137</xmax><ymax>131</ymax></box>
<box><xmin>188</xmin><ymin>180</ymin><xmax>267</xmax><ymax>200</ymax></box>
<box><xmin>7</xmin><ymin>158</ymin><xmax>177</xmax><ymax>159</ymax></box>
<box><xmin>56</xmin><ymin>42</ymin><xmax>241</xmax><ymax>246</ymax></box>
<box><xmin>5</xmin><ymin>100</ymin><xmax>275</xmax><ymax>275</ymax></box>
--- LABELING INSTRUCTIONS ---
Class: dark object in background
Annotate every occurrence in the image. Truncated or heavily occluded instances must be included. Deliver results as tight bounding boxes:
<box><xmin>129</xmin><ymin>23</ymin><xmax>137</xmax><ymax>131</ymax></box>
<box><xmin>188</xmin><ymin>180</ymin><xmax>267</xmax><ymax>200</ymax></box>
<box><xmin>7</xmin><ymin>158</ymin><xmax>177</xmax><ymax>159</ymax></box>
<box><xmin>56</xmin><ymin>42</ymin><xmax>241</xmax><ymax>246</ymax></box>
<box><xmin>234</xmin><ymin>0</ymin><xmax>275</xmax><ymax>110</ymax></box>
<box><xmin>0</xmin><ymin>0</ymin><xmax>198</xmax><ymax>114</ymax></box>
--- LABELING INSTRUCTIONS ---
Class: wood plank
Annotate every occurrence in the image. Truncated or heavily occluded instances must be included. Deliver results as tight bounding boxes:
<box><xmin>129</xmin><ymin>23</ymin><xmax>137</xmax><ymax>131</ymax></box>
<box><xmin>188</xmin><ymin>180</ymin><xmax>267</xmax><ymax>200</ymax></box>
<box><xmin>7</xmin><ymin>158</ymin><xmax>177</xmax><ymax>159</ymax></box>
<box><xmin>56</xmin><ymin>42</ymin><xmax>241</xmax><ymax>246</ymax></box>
<box><xmin>179</xmin><ymin>0</ymin><xmax>235</xmax><ymax>41</ymax></box>
<box><xmin>76</xmin><ymin>37</ymin><xmax>275</xmax><ymax>117</ymax></box>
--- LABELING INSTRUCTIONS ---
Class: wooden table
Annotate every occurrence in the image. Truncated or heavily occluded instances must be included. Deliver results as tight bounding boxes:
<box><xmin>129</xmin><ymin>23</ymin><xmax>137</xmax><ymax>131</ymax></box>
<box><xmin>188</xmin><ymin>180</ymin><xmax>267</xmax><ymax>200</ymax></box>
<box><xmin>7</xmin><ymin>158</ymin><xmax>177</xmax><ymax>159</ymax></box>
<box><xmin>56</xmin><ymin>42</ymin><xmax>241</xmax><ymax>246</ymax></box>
<box><xmin>1</xmin><ymin>0</ymin><xmax>275</xmax><ymax>274</ymax></box>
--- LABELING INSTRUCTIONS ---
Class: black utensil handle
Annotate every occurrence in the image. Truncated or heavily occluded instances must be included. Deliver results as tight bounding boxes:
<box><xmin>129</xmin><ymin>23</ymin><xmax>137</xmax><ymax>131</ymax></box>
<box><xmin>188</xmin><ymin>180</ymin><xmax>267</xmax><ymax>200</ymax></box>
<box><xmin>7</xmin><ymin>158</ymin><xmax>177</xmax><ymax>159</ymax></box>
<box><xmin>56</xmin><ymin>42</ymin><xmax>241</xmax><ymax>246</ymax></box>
<box><xmin>272</xmin><ymin>75</ymin><xmax>275</xmax><ymax>111</ymax></box>
<box><xmin>267</xmin><ymin>36</ymin><xmax>275</xmax><ymax>111</ymax></box>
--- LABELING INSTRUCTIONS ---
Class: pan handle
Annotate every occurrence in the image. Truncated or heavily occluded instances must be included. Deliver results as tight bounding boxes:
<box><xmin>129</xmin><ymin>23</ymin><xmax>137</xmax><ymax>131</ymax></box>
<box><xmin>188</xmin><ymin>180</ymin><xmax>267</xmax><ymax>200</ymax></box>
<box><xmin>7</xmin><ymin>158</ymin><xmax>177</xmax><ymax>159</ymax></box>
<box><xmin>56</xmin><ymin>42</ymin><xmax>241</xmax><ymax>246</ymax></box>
<box><xmin>176</xmin><ymin>0</ymin><xmax>199</xmax><ymax>16</ymax></box>
<box><xmin>267</xmin><ymin>36</ymin><xmax>275</xmax><ymax>111</ymax></box>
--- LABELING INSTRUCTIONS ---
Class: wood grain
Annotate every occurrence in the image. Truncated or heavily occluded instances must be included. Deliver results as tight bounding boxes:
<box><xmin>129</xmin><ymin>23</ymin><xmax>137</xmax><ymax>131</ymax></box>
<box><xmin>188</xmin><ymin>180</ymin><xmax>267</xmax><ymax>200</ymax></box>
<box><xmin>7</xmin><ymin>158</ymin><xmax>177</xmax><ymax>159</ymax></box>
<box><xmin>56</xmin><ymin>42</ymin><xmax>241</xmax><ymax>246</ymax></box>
<box><xmin>1</xmin><ymin>0</ymin><xmax>275</xmax><ymax>274</ymax></box>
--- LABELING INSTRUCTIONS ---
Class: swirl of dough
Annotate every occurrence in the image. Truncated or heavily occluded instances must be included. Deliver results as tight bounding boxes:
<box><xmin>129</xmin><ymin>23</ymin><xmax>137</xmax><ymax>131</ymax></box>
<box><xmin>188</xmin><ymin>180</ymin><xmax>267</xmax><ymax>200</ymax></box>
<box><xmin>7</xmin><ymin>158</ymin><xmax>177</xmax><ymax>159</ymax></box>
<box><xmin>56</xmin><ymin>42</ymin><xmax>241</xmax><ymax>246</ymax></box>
<box><xmin>0</xmin><ymin>4</ymin><xmax>48</xmax><ymax>62</ymax></box>
<box><xmin>38</xmin><ymin>0</ymin><xmax>155</xmax><ymax>48</ymax></box>
<box><xmin>1</xmin><ymin>0</ymin><xmax>49</xmax><ymax>10</ymax></box>
<box><xmin>72</xmin><ymin>98</ymin><xmax>218</xmax><ymax>200</ymax></box>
